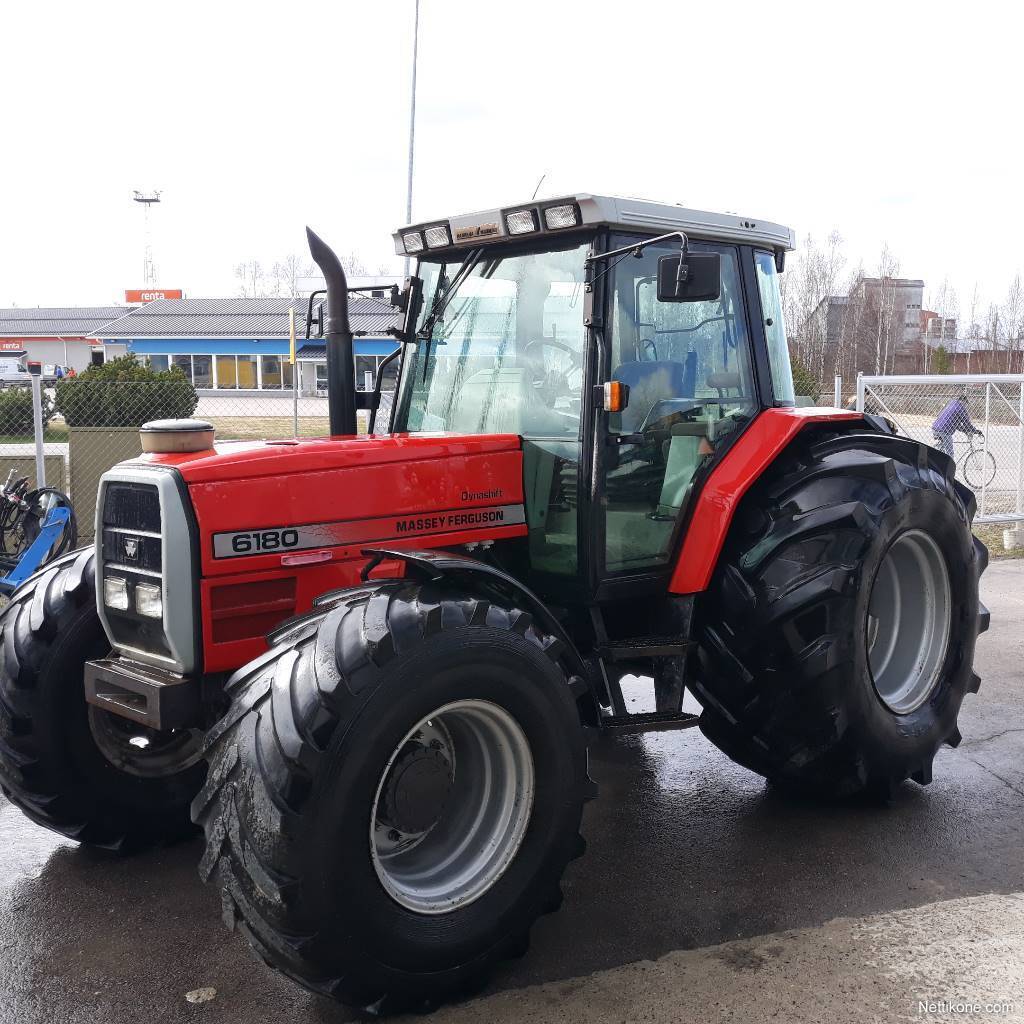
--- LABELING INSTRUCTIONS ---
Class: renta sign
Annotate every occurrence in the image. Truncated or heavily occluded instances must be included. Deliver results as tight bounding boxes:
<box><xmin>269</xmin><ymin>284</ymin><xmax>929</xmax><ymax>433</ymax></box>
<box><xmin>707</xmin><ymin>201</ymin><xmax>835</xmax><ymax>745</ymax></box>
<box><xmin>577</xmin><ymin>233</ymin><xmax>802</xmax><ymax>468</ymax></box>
<box><xmin>125</xmin><ymin>289</ymin><xmax>183</xmax><ymax>303</ymax></box>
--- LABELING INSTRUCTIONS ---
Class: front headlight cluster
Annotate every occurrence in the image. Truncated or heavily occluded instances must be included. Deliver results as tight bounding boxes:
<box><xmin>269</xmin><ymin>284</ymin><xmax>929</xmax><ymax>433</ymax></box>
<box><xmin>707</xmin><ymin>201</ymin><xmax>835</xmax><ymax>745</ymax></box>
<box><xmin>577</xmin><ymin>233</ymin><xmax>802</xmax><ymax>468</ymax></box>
<box><xmin>103</xmin><ymin>576</ymin><xmax>163</xmax><ymax>619</ymax></box>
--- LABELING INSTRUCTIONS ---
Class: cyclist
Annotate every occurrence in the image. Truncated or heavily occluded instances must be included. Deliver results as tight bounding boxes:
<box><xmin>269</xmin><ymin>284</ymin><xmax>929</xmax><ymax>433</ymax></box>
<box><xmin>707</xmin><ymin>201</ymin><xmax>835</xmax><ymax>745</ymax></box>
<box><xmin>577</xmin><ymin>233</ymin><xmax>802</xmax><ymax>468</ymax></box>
<box><xmin>932</xmin><ymin>386</ymin><xmax>983</xmax><ymax>458</ymax></box>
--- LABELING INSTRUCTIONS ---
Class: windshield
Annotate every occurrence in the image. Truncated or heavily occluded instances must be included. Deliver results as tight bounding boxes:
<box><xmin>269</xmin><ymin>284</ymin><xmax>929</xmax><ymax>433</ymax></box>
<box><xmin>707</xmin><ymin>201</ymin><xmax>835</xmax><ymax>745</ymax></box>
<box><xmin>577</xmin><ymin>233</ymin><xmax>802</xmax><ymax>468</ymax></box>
<box><xmin>395</xmin><ymin>239</ymin><xmax>590</xmax><ymax>438</ymax></box>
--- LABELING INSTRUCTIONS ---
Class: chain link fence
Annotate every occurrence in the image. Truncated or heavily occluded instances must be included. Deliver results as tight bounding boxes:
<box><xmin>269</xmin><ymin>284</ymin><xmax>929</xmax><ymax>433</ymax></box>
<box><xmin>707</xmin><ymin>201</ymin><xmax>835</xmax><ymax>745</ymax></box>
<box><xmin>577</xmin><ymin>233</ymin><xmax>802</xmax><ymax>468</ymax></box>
<box><xmin>856</xmin><ymin>374</ymin><xmax>1024</xmax><ymax>524</ymax></box>
<box><xmin>0</xmin><ymin>374</ymin><xmax>395</xmax><ymax>542</ymax></box>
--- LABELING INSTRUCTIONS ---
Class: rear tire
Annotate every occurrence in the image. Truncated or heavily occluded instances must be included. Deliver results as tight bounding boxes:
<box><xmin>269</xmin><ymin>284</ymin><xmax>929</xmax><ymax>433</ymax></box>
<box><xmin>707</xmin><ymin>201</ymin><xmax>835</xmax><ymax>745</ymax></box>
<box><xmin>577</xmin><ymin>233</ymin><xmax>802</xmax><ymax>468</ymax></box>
<box><xmin>693</xmin><ymin>430</ymin><xmax>988</xmax><ymax>798</ymax></box>
<box><xmin>0</xmin><ymin>548</ymin><xmax>205</xmax><ymax>849</ymax></box>
<box><xmin>194</xmin><ymin>580</ymin><xmax>593</xmax><ymax>1013</ymax></box>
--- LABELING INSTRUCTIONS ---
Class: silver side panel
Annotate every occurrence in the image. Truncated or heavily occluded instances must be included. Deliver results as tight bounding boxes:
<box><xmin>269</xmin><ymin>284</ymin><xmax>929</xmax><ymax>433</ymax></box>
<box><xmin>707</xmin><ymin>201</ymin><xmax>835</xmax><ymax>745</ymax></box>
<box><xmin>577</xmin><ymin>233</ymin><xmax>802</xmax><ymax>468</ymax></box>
<box><xmin>95</xmin><ymin>465</ymin><xmax>197</xmax><ymax>675</ymax></box>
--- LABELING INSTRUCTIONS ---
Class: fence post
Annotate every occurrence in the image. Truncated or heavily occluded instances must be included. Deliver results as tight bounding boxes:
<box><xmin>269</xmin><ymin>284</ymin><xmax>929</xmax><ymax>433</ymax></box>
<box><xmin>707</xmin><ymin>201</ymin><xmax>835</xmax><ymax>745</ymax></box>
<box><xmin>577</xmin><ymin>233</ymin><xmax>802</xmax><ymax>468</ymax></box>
<box><xmin>833</xmin><ymin>375</ymin><xmax>842</xmax><ymax>408</ymax></box>
<box><xmin>1018</xmin><ymin>382</ymin><xmax>1024</xmax><ymax>518</ymax></box>
<box><xmin>30</xmin><ymin>375</ymin><xmax>46</xmax><ymax>488</ymax></box>
<box><xmin>856</xmin><ymin>372</ymin><xmax>865</xmax><ymax>412</ymax></box>
<box><xmin>980</xmin><ymin>382</ymin><xmax>991</xmax><ymax>519</ymax></box>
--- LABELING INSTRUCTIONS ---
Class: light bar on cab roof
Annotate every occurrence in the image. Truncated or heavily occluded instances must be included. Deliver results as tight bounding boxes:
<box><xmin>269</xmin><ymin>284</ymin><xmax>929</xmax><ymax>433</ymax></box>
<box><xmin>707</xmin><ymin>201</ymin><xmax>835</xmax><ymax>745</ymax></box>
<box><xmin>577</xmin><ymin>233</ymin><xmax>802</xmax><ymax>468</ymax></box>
<box><xmin>402</xmin><ymin>230</ymin><xmax>424</xmax><ymax>254</ymax></box>
<box><xmin>424</xmin><ymin>223</ymin><xmax>451</xmax><ymax>248</ymax></box>
<box><xmin>504</xmin><ymin>208</ymin><xmax>538</xmax><ymax>235</ymax></box>
<box><xmin>543</xmin><ymin>203</ymin><xmax>580</xmax><ymax>229</ymax></box>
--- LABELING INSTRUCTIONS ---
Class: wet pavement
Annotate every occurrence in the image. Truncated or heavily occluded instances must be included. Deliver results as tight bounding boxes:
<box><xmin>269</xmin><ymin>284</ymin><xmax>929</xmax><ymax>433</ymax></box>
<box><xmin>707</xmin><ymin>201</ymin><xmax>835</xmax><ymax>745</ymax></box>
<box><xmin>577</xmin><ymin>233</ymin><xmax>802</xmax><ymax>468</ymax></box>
<box><xmin>1</xmin><ymin>562</ymin><xmax>1021</xmax><ymax>1023</ymax></box>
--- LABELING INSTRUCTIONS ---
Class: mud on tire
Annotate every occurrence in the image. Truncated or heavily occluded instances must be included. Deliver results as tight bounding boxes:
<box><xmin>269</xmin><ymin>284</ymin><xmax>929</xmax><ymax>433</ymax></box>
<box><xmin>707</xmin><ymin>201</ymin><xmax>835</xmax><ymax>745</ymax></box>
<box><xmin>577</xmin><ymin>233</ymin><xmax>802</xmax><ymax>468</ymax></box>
<box><xmin>193</xmin><ymin>580</ymin><xmax>594</xmax><ymax>1014</ymax></box>
<box><xmin>693</xmin><ymin>430</ymin><xmax>989</xmax><ymax>798</ymax></box>
<box><xmin>0</xmin><ymin>548</ymin><xmax>205</xmax><ymax>849</ymax></box>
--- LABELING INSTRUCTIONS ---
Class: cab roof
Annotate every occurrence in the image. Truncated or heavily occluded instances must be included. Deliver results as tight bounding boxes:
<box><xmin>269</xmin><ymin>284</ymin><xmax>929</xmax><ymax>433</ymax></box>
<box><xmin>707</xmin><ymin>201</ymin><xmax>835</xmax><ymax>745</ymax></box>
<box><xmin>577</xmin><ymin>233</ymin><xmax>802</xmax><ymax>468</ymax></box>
<box><xmin>394</xmin><ymin>193</ymin><xmax>795</xmax><ymax>258</ymax></box>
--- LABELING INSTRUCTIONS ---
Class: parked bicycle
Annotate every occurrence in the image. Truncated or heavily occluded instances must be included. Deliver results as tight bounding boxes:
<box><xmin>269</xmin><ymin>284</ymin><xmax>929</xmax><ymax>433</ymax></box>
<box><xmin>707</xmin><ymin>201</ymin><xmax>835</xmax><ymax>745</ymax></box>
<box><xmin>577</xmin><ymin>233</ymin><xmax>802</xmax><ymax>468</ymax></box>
<box><xmin>954</xmin><ymin>434</ymin><xmax>997</xmax><ymax>490</ymax></box>
<box><xmin>0</xmin><ymin>471</ymin><xmax>77</xmax><ymax>564</ymax></box>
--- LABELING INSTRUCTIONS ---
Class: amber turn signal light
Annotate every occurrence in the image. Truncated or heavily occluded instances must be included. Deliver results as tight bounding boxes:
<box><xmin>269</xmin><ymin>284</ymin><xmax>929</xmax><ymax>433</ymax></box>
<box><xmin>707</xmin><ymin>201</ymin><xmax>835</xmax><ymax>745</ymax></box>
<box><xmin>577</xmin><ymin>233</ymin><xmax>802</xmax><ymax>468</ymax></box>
<box><xmin>598</xmin><ymin>380</ymin><xmax>630</xmax><ymax>413</ymax></box>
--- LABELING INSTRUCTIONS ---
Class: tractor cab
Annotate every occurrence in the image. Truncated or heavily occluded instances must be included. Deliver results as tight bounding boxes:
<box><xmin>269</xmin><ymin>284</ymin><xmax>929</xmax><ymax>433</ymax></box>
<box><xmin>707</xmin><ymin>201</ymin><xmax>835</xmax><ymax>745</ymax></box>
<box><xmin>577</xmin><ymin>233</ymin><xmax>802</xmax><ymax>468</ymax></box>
<box><xmin>344</xmin><ymin>195</ymin><xmax>798</xmax><ymax>597</ymax></box>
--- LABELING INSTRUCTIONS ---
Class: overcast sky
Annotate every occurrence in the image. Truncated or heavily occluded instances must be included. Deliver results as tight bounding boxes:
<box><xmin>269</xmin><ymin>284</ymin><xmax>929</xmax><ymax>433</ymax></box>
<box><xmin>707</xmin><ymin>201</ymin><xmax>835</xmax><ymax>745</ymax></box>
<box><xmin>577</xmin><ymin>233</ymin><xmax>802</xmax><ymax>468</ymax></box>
<box><xmin>3</xmin><ymin>0</ymin><xmax>1020</xmax><ymax>318</ymax></box>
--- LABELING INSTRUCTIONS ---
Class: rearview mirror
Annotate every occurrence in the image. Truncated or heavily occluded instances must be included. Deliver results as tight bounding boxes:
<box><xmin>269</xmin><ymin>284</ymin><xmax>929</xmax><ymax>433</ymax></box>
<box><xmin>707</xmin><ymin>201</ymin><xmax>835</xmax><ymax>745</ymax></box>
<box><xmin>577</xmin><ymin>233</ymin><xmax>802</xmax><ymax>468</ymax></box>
<box><xmin>657</xmin><ymin>252</ymin><xmax>721</xmax><ymax>303</ymax></box>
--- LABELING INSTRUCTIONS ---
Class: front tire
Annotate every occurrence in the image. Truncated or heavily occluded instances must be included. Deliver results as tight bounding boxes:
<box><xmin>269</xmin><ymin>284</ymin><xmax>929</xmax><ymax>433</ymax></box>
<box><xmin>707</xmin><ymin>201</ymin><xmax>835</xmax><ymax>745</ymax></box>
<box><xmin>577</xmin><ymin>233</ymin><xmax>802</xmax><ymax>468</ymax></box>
<box><xmin>693</xmin><ymin>430</ymin><xmax>988</xmax><ymax>798</ymax></box>
<box><xmin>194</xmin><ymin>581</ymin><xmax>593</xmax><ymax>1013</ymax></box>
<box><xmin>0</xmin><ymin>548</ymin><xmax>206</xmax><ymax>849</ymax></box>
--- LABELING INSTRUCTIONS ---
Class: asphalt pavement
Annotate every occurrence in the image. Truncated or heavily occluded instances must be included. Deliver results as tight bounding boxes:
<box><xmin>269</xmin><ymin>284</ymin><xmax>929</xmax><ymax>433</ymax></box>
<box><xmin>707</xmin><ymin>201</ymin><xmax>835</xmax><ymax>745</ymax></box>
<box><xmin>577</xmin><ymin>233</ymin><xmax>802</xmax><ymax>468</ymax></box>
<box><xmin>1</xmin><ymin>562</ymin><xmax>1022</xmax><ymax>1023</ymax></box>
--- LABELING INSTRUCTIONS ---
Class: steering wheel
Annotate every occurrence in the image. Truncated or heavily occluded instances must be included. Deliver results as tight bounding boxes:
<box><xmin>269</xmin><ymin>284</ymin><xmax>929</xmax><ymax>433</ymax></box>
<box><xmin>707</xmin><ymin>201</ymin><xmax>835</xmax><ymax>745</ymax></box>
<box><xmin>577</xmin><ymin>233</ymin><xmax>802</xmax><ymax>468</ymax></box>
<box><xmin>523</xmin><ymin>338</ymin><xmax>581</xmax><ymax>404</ymax></box>
<box><xmin>523</xmin><ymin>338</ymin><xmax>581</xmax><ymax>371</ymax></box>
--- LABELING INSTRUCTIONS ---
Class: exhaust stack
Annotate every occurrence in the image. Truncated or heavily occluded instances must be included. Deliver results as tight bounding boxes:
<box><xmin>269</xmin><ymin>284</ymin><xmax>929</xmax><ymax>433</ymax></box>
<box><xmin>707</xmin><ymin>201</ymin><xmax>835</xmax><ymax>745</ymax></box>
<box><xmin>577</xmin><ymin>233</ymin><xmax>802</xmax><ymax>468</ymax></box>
<box><xmin>306</xmin><ymin>227</ymin><xmax>356</xmax><ymax>436</ymax></box>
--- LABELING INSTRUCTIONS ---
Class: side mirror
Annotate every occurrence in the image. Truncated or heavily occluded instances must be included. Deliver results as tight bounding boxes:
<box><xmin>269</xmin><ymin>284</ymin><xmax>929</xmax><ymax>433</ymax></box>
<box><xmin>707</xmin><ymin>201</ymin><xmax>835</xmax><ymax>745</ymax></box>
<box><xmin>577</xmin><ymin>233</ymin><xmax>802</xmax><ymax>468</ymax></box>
<box><xmin>657</xmin><ymin>252</ymin><xmax>721</xmax><ymax>303</ymax></box>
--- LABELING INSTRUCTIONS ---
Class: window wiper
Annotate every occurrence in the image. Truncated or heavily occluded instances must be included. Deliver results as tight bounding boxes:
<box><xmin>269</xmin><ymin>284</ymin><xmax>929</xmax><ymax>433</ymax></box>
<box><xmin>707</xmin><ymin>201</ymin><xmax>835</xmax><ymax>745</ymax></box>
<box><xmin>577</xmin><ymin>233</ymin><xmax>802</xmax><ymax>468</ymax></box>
<box><xmin>417</xmin><ymin>247</ymin><xmax>485</xmax><ymax>343</ymax></box>
<box><xmin>415</xmin><ymin>247</ymin><xmax>485</xmax><ymax>380</ymax></box>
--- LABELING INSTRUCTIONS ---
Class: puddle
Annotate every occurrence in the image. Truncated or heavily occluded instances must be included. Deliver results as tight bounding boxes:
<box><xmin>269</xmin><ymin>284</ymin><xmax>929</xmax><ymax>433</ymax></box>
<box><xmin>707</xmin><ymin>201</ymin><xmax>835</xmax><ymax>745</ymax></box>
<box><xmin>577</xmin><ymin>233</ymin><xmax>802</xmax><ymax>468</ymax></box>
<box><xmin>0</xmin><ymin>795</ymin><xmax>73</xmax><ymax>897</ymax></box>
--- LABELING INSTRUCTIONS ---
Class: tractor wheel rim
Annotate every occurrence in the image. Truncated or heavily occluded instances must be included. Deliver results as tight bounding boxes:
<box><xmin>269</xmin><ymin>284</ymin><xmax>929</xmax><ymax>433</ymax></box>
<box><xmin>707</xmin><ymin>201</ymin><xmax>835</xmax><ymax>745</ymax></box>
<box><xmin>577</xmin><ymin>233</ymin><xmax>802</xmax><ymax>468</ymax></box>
<box><xmin>370</xmin><ymin>699</ymin><xmax>535</xmax><ymax>915</ymax></box>
<box><xmin>866</xmin><ymin>529</ymin><xmax>952</xmax><ymax>715</ymax></box>
<box><xmin>87</xmin><ymin>706</ymin><xmax>205</xmax><ymax>778</ymax></box>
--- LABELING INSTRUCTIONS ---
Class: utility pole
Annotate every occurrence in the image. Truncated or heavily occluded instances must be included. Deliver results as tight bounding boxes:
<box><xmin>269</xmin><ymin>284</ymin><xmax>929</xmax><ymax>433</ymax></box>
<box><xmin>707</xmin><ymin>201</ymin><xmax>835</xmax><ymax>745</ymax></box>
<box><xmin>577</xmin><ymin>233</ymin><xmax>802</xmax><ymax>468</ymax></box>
<box><xmin>403</xmin><ymin>0</ymin><xmax>420</xmax><ymax>278</ymax></box>
<box><xmin>132</xmin><ymin>190</ymin><xmax>162</xmax><ymax>288</ymax></box>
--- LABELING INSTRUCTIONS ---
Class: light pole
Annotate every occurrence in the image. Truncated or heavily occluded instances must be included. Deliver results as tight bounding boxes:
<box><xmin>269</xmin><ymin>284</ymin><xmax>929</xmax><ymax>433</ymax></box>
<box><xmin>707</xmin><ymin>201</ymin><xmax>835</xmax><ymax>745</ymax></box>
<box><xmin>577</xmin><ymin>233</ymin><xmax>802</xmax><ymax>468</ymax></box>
<box><xmin>132</xmin><ymin>190</ymin><xmax>162</xmax><ymax>289</ymax></box>
<box><xmin>403</xmin><ymin>0</ymin><xmax>420</xmax><ymax>278</ymax></box>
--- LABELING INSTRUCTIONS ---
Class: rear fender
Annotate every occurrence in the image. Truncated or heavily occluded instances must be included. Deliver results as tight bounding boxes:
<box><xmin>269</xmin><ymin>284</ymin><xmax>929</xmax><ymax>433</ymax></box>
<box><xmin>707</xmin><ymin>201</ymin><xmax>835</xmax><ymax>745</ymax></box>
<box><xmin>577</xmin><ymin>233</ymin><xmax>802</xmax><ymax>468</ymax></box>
<box><xmin>669</xmin><ymin>408</ymin><xmax>888</xmax><ymax>595</ymax></box>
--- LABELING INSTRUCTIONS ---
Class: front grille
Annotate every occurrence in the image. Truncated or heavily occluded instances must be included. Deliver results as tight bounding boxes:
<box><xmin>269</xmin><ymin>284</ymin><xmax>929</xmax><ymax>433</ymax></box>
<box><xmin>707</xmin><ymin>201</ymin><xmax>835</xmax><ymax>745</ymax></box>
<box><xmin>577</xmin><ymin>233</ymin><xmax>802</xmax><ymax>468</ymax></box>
<box><xmin>100</xmin><ymin>480</ymin><xmax>170</xmax><ymax>659</ymax></box>
<box><xmin>103</xmin><ymin>483</ymin><xmax>161</xmax><ymax>533</ymax></box>
<box><xmin>101</xmin><ymin>529</ymin><xmax>162</xmax><ymax>572</ymax></box>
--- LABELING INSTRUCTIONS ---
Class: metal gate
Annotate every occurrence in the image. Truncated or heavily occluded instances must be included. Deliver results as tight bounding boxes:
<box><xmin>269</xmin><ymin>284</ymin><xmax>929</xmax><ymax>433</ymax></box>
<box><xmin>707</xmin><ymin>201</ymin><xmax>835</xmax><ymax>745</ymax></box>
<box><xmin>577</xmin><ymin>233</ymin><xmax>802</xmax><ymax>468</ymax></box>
<box><xmin>855</xmin><ymin>373</ymin><xmax>1024</xmax><ymax>525</ymax></box>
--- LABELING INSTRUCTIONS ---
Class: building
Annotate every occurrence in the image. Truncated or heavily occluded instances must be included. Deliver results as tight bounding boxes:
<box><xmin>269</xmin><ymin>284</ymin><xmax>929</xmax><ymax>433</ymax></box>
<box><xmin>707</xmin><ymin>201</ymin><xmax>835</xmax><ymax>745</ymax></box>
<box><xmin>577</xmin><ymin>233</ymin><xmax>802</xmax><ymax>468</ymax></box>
<box><xmin>922</xmin><ymin>310</ymin><xmax>958</xmax><ymax>341</ymax></box>
<box><xmin>848</xmin><ymin>277</ymin><xmax>925</xmax><ymax>348</ymax></box>
<box><xmin>0</xmin><ymin>306</ymin><xmax>134</xmax><ymax>372</ymax></box>
<box><xmin>93</xmin><ymin>295</ymin><xmax>401</xmax><ymax>394</ymax></box>
<box><xmin>923</xmin><ymin>336</ymin><xmax>1022</xmax><ymax>375</ymax></box>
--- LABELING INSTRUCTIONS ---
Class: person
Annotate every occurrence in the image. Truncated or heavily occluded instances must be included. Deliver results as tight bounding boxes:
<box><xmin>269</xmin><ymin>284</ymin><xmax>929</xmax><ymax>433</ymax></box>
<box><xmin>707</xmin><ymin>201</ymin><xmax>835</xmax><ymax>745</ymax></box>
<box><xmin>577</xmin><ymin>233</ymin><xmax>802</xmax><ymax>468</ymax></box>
<box><xmin>932</xmin><ymin>387</ymin><xmax>982</xmax><ymax>458</ymax></box>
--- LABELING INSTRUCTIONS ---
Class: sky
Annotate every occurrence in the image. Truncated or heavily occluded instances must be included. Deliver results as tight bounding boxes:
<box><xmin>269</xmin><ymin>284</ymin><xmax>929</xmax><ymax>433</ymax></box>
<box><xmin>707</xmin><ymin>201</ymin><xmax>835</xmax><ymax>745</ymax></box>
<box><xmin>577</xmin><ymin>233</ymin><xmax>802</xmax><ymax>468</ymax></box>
<box><xmin>2</xmin><ymin>0</ymin><xmax>1022</xmax><ymax>318</ymax></box>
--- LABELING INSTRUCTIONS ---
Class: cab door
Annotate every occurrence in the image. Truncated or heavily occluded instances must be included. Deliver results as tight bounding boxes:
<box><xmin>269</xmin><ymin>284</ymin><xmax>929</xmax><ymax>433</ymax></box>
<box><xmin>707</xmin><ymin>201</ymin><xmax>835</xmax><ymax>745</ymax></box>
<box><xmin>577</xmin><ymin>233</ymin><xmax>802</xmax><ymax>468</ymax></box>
<box><xmin>598</xmin><ymin>238</ymin><xmax>761</xmax><ymax>582</ymax></box>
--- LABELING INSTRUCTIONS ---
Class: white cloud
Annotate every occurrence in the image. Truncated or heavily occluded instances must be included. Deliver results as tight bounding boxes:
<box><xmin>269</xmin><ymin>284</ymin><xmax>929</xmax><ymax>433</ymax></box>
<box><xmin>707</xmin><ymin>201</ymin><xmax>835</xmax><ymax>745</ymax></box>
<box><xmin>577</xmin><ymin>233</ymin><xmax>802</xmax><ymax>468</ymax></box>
<box><xmin>2</xmin><ymin>0</ymin><xmax>1021</xmax><ymax>313</ymax></box>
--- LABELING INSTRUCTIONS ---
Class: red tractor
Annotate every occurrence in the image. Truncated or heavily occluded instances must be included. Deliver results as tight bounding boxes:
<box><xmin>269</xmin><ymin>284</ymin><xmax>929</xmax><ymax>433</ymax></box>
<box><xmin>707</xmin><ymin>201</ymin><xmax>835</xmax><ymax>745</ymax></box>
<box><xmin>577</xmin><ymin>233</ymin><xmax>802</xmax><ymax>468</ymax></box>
<box><xmin>0</xmin><ymin>194</ymin><xmax>988</xmax><ymax>1012</ymax></box>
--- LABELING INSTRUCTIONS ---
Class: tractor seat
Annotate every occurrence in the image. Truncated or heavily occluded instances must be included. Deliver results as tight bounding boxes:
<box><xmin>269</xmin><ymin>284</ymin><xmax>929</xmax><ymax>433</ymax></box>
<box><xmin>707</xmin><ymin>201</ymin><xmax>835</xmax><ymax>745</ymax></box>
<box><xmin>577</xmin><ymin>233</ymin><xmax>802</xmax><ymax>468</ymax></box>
<box><xmin>707</xmin><ymin>371</ymin><xmax>742</xmax><ymax>392</ymax></box>
<box><xmin>612</xmin><ymin>359</ymin><xmax>692</xmax><ymax>433</ymax></box>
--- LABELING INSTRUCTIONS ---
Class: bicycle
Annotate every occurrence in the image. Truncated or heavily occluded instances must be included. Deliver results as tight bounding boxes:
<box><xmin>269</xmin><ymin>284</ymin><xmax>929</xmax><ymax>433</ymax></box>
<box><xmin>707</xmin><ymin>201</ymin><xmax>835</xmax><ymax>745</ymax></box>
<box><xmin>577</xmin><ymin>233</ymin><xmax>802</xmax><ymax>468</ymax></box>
<box><xmin>951</xmin><ymin>434</ymin><xmax>997</xmax><ymax>490</ymax></box>
<box><xmin>0</xmin><ymin>470</ymin><xmax>77</xmax><ymax>564</ymax></box>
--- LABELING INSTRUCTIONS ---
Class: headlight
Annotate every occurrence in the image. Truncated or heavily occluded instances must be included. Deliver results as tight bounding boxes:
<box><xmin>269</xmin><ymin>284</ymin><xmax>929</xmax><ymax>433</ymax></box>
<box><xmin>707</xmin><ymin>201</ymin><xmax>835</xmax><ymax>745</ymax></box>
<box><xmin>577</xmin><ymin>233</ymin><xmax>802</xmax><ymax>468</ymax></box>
<box><xmin>402</xmin><ymin>230</ymin><xmax>424</xmax><ymax>253</ymax></box>
<box><xmin>134</xmin><ymin>583</ymin><xmax>163</xmax><ymax>619</ymax></box>
<box><xmin>543</xmin><ymin>203</ymin><xmax>580</xmax><ymax>229</ymax></box>
<box><xmin>424</xmin><ymin>224</ymin><xmax>451</xmax><ymax>248</ymax></box>
<box><xmin>505</xmin><ymin>209</ymin><xmax>538</xmax><ymax>235</ymax></box>
<box><xmin>103</xmin><ymin>576</ymin><xmax>129</xmax><ymax>611</ymax></box>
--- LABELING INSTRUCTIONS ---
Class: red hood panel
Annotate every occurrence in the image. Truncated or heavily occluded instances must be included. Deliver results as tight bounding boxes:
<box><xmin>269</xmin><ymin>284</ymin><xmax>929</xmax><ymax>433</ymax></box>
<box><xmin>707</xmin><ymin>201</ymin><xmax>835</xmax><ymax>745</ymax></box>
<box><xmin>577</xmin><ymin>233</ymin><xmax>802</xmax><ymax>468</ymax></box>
<box><xmin>133</xmin><ymin>432</ymin><xmax>523</xmax><ymax>484</ymax></box>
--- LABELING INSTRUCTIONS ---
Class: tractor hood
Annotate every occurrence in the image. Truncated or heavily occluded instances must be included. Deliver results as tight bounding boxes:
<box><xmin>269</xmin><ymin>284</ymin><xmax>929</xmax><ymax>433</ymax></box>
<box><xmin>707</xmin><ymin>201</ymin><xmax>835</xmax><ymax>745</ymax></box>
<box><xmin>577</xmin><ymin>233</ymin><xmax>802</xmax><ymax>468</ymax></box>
<box><xmin>138</xmin><ymin>432</ymin><xmax>523</xmax><ymax>485</ymax></box>
<box><xmin>133</xmin><ymin>431</ymin><xmax>528</xmax><ymax>579</ymax></box>
<box><xmin>112</xmin><ymin>431</ymin><xmax>528</xmax><ymax>673</ymax></box>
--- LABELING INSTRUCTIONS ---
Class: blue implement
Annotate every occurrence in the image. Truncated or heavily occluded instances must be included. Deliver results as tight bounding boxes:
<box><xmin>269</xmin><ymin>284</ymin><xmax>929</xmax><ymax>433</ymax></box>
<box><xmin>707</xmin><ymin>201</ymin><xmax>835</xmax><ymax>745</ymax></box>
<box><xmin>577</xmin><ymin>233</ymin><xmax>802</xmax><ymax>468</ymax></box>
<box><xmin>0</xmin><ymin>505</ymin><xmax>72</xmax><ymax>593</ymax></box>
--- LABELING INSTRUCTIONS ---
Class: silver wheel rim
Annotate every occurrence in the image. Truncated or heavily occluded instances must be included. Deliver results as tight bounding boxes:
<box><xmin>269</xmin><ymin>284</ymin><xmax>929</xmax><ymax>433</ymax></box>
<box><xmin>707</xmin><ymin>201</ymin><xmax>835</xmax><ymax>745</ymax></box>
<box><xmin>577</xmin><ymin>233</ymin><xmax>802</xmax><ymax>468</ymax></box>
<box><xmin>867</xmin><ymin>529</ymin><xmax>952</xmax><ymax>715</ymax></box>
<box><xmin>87</xmin><ymin>707</ymin><xmax>205</xmax><ymax>778</ymax></box>
<box><xmin>370</xmin><ymin>699</ymin><xmax>535</xmax><ymax>915</ymax></box>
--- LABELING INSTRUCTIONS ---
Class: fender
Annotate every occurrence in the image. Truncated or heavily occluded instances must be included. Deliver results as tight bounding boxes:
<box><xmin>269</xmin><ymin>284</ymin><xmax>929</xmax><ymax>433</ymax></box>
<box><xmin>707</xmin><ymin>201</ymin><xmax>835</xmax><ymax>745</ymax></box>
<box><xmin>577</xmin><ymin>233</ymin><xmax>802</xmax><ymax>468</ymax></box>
<box><xmin>360</xmin><ymin>546</ymin><xmax>592</xmax><ymax>687</ymax></box>
<box><xmin>668</xmin><ymin>407</ymin><xmax>889</xmax><ymax>594</ymax></box>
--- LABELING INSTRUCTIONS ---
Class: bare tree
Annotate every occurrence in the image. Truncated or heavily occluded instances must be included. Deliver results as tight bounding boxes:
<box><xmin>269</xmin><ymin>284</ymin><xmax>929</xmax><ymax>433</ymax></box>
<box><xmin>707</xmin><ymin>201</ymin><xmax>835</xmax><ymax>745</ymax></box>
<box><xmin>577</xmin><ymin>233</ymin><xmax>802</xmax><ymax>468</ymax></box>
<box><xmin>340</xmin><ymin>252</ymin><xmax>370</xmax><ymax>277</ymax></box>
<box><xmin>270</xmin><ymin>254</ymin><xmax>317</xmax><ymax>298</ymax></box>
<box><xmin>234</xmin><ymin>260</ymin><xmax>266</xmax><ymax>297</ymax></box>
<box><xmin>782</xmin><ymin>230</ymin><xmax>846</xmax><ymax>383</ymax></box>
<box><xmin>1001</xmin><ymin>274</ymin><xmax>1023</xmax><ymax>372</ymax></box>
